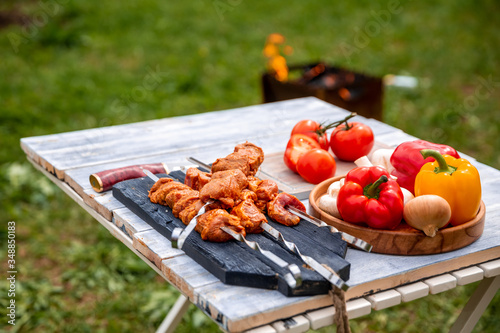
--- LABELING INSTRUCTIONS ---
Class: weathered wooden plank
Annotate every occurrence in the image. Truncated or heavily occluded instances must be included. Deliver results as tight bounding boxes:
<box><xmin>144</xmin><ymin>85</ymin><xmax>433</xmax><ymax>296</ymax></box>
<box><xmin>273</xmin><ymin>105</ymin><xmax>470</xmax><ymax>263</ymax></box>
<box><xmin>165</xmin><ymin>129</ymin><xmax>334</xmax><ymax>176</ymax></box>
<box><xmin>113</xmin><ymin>207</ymin><xmax>152</xmax><ymax>238</ymax></box>
<box><xmin>366</xmin><ymin>289</ymin><xmax>401</xmax><ymax>310</ymax></box>
<box><xmin>451</xmin><ymin>266</ymin><xmax>484</xmax><ymax>286</ymax></box>
<box><xmin>374</xmin><ymin>130</ymin><xmax>419</xmax><ymax>148</ymax></box>
<box><xmin>304</xmin><ymin>306</ymin><xmax>335</xmax><ymax>330</ymax></box>
<box><xmin>271</xmin><ymin>315</ymin><xmax>310</xmax><ymax>333</ymax></box>
<box><xmin>244</xmin><ymin>325</ymin><xmax>277</xmax><ymax>333</ymax></box>
<box><xmin>161</xmin><ymin>255</ymin><xmax>220</xmax><ymax>300</ymax></box>
<box><xmin>346</xmin><ymin>298</ymin><xmax>372</xmax><ymax>319</ymax></box>
<box><xmin>84</xmin><ymin>189</ymin><xmax>124</xmax><ymax>221</ymax></box>
<box><xmin>395</xmin><ymin>282</ymin><xmax>429</xmax><ymax>302</ymax></box>
<box><xmin>21</xmin><ymin>98</ymin><xmax>346</xmax><ymax>177</ymax></box>
<box><xmin>133</xmin><ymin>229</ymin><xmax>184</xmax><ymax>269</ymax></box>
<box><xmin>424</xmin><ymin>274</ymin><xmax>457</xmax><ymax>294</ymax></box>
<box><xmin>475</xmin><ymin>163</ymin><xmax>500</xmax><ymax>183</ymax></box>
<box><xmin>21</xmin><ymin>97</ymin><xmax>403</xmax><ymax>181</ymax></box>
<box><xmin>480</xmin><ymin>180</ymin><xmax>500</xmax><ymax>207</ymax></box>
<box><xmin>193</xmin><ymin>282</ymin><xmax>332</xmax><ymax>332</ymax></box>
<box><xmin>478</xmin><ymin>258</ymin><xmax>500</xmax><ymax>278</ymax></box>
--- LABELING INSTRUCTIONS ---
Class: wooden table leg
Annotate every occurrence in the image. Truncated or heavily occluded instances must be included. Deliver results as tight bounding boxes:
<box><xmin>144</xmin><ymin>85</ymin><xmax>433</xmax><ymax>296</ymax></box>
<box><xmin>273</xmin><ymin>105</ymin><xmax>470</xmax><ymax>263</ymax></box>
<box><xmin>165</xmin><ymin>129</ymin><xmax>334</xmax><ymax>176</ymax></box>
<box><xmin>156</xmin><ymin>294</ymin><xmax>191</xmax><ymax>333</ymax></box>
<box><xmin>449</xmin><ymin>275</ymin><xmax>500</xmax><ymax>333</ymax></box>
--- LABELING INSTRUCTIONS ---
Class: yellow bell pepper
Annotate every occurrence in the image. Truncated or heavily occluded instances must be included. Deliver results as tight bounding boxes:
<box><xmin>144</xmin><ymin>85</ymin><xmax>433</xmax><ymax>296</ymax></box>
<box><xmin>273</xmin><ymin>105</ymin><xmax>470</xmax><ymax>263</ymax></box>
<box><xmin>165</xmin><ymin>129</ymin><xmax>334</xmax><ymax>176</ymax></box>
<box><xmin>414</xmin><ymin>149</ymin><xmax>481</xmax><ymax>226</ymax></box>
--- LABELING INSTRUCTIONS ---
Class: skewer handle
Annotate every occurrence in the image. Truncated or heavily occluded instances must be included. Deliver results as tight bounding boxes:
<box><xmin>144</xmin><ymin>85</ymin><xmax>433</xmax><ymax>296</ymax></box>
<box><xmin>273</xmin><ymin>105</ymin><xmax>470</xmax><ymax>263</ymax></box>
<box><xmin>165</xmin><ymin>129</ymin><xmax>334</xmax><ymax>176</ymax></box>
<box><xmin>261</xmin><ymin>223</ymin><xmax>349</xmax><ymax>291</ymax></box>
<box><xmin>220</xmin><ymin>226</ymin><xmax>302</xmax><ymax>289</ymax></box>
<box><xmin>287</xmin><ymin>206</ymin><xmax>373</xmax><ymax>252</ymax></box>
<box><xmin>90</xmin><ymin>163</ymin><xmax>168</xmax><ymax>192</ymax></box>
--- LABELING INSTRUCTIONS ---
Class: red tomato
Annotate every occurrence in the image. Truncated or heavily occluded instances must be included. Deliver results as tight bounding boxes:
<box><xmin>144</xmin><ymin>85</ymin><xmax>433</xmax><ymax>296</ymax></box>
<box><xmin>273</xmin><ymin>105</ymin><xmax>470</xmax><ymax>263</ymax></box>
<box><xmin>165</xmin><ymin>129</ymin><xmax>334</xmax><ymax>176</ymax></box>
<box><xmin>284</xmin><ymin>134</ymin><xmax>321</xmax><ymax>173</ymax></box>
<box><xmin>291</xmin><ymin>120</ymin><xmax>329</xmax><ymax>150</ymax></box>
<box><xmin>330</xmin><ymin>122</ymin><xmax>374</xmax><ymax>161</ymax></box>
<box><xmin>296</xmin><ymin>149</ymin><xmax>337</xmax><ymax>184</ymax></box>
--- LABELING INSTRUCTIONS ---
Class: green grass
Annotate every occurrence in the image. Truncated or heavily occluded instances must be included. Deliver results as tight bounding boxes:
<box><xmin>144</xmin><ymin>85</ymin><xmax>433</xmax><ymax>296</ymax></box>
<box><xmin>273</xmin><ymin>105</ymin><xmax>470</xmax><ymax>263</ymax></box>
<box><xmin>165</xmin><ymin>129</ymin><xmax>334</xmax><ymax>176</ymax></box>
<box><xmin>1</xmin><ymin>0</ymin><xmax>499</xmax><ymax>332</ymax></box>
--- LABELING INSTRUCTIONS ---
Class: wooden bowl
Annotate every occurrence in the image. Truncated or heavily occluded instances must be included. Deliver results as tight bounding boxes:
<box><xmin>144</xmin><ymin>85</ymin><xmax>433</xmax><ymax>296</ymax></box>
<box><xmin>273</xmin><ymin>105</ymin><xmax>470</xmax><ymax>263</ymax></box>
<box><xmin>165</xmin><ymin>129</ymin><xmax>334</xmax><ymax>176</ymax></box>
<box><xmin>309</xmin><ymin>176</ymin><xmax>485</xmax><ymax>255</ymax></box>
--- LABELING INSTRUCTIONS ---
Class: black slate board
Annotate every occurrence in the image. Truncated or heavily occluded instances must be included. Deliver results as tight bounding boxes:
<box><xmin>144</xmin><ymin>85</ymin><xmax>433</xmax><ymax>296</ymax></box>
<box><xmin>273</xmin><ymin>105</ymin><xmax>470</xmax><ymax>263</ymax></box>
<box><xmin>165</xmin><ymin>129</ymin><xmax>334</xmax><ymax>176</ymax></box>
<box><xmin>113</xmin><ymin>172</ymin><xmax>351</xmax><ymax>296</ymax></box>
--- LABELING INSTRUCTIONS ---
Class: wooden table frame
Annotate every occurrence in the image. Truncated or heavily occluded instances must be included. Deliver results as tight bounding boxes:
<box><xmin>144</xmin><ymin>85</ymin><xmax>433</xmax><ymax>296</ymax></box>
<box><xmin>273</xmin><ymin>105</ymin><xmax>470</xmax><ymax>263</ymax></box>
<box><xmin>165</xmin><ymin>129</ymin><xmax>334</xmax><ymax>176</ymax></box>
<box><xmin>22</xmin><ymin>98</ymin><xmax>500</xmax><ymax>332</ymax></box>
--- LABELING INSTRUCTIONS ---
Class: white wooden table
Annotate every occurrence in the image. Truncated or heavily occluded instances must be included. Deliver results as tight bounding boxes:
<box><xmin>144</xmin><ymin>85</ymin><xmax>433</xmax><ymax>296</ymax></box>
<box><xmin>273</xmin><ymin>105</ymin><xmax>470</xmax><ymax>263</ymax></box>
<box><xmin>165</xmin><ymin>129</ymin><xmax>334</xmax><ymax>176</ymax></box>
<box><xmin>21</xmin><ymin>97</ymin><xmax>500</xmax><ymax>332</ymax></box>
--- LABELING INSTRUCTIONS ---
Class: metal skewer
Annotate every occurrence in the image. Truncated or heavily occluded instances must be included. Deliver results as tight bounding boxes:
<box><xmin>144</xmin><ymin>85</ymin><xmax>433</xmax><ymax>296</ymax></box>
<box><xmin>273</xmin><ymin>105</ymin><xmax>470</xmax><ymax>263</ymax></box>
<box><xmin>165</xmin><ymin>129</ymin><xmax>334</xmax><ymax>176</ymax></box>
<box><xmin>142</xmin><ymin>168</ymin><xmax>205</xmax><ymax>248</ymax></box>
<box><xmin>143</xmin><ymin>168</ymin><xmax>302</xmax><ymax>288</ymax></box>
<box><xmin>220</xmin><ymin>226</ymin><xmax>302</xmax><ymax>289</ymax></box>
<box><xmin>286</xmin><ymin>206</ymin><xmax>373</xmax><ymax>253</ymax></box>
<box><xmin>186</xmin><ymin>157</ymin><xmax>211</xmax><ymax>171</ymax></box>
<box><xmin>170</xmin><ymin>200</ymin><xmax>214</xmax><ymax>249</ymax></box>
<box><xmin>260</xmin><ymin>223</ymin><xmax>349</xmax><ymax>291</ymax></box>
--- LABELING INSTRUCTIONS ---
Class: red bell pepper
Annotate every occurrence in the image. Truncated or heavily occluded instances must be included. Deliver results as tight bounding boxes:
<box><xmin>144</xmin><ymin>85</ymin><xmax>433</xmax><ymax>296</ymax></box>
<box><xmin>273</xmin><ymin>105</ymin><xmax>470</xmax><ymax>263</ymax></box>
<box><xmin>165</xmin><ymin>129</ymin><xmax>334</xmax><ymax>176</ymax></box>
<box><xmin>337</xmin><ymin>166</ymin><xmax>404</xmax><ymax>229</ymax></box>
<box><xmin>390</xmin><ymin>140</ymin><xmax>460</xmax><ymax>194</ymax></box>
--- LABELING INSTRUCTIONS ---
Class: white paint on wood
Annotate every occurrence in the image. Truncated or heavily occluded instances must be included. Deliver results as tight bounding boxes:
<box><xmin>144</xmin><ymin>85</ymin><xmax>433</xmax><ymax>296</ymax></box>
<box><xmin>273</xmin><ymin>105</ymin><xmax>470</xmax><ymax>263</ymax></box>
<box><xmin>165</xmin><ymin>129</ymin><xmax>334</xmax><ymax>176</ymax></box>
<box><xmin>161</xmin><ymin>256</ymin><xmax>219</xmax><ymax>299</ymax></box>
<box><xmin>133</xmin><ymin>229</ymin><xmax>184</xmax><ymax>269</ymax></box>
<box><xmin>424</xmin><ymin>274</ymin><xmax>457</xmax><ymax>294</ymax></box>
<box><xmin>346</xmin><ymin>298</ymin><xmax>372</xmax><ymax>319</ymax></box>
<box><xmin>304</xmin><ymin>306</ymin><xmax>334</xmax><ymax>330</ymax></box>
<box><xmin>193</xmin><ymin>282</ymin><xmax>331</xmax><ymax>332</ymax></box>
<box><xmin>271</xmin><ymin>315</ymin><xmax>310</xmax><ymax>333</ymax></box>
<box><xmin>452</xmin><ymin>266</ymin><xmax>484</xmax><ymax>286</ymax></box>
<box><xmin>374</xmin><ymin>130</ymin><xmax>419</xmax><ymax>148</ymax></box>
<box><xmin>366</xmin><ymin>290</ymin><xmax>402</xmax><ymax>310</ymax></box>
<box><xmin>113</xmin><ymin>207</ymin><xmax>152</xmax><ymax>238</ymax></box>
<box><xmin>396</xmin><ymin>282</ymin><xmax>429</xmax><ymax>302</ymax></box>
<box><xmin>84</xmin><ymin>188</ymin><xmax>124</xmax><ymax>221</ymax></box>
<box><xmin>244</xmin><ymin>325</ymin><xmax>277</xmax><ymax>333</ymax></box>
<box><xmin>478</xmin><ymin>258</ymin><xmax>500</xmax><ymax>278</ymax></box>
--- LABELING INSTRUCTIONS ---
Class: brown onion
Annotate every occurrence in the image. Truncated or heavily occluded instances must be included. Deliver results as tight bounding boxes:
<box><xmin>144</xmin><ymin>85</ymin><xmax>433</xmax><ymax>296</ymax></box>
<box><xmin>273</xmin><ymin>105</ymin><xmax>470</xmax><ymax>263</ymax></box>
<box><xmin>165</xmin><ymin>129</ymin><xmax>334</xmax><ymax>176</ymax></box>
<box><xmin>403</xmin><ymin>195</ymin><xmax>451</xmax><ymax>237</ymax></box>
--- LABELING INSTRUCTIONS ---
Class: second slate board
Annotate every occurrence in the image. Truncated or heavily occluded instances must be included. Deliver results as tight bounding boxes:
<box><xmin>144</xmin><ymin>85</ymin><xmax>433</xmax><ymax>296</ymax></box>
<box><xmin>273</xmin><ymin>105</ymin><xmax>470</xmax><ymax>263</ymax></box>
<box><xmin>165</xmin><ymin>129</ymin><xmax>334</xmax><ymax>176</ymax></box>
<box><xmin>113</xmin><ymin>171</ymin><xmax>350</xmax><ymax>296</ymax></box>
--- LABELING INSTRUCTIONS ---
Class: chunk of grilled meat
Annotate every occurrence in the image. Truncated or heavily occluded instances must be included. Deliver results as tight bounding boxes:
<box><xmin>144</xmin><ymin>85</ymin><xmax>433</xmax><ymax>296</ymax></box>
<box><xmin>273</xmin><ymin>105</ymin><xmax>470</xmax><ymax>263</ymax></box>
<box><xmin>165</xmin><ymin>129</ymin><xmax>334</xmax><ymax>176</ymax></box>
<box><xmin>172</xmin><ymin>190</ymin><xmax>199</xmax><ymax>218</ymax></box>
<box><xmin>199</xmin><ymin>169</ymin><xmax>249</xmax><ymax>208</ymax></box>
<box><xmin>240</xmin><ymin>189</ymin><xmax>258</xmax><ymax>202</ymax></box>
<box><xmin>178</xmin><ymin>199</ymin><xmax>205</xmax><ymax>225</ymax></box>
<box><xmin>210</xmin><ymin>141</ymin><xmax>265</xmax><ymax>176</ymax></box>
<box><xmin>247</xmin><ymin>175</ymin><xmax>262</xmax><ymax>192</ymax></box>
<box><xmin>211</xmin><ymin>153</ymin><xmax>251</xmax><ymax>176</ymax></box>
<box><xmin>195</xmin><ymin>209</ymin><xmax>245</xmax><ymax>242</ymax></box>
<box><xmin>231</xmin><ymin>199</ymin><xmax>267</xmax><ymax>234</ymax></box>
<box><xmin>234</xmin><ymin>142</ymin><xmax>264</xmax><ymax>175</ymax></box>
<box><xmin>267</xmin><ymin>192</ymin><xmax>306</xmax><ymax>226</ymax></box>
<box><xmin>184</xmin><ymin>167</ymin><xmax>211</xmax><ymax>191</ymax></box>
<box><xmin>254</xmin><ymin>179</ymin><xmax>279</xmax><ymax>211</ymax></box>
<box><xmin>149</xmin><ymin>177</ymin><xmax>203</xmax><ymax>224</ymax></box>
<box><xmin>148</xmin><ymin>179</ymin><xmax>191</xmax><ymax>206</ymax></box>
<box><xmin>149</xmin><ymin>177</ymin><xmax>173</xmax><ymax>190</ymax></box>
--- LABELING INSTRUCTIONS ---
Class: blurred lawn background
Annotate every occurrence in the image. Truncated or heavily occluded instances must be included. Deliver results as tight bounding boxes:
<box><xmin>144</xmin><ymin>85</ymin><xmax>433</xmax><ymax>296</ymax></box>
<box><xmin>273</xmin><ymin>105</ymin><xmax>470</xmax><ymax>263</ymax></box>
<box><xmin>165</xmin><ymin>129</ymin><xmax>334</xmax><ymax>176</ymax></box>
<box><xmin>1</xmin><ymin>0</ymin><xmax>499</xmax><ymax>332</ymax></box>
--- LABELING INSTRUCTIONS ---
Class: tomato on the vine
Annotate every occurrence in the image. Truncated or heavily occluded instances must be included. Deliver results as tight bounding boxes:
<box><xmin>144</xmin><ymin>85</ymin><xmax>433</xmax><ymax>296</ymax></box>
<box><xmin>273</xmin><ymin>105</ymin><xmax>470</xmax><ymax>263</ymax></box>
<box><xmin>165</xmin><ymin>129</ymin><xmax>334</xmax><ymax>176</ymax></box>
<box><xmin>296</xmin><ymin>148</ymin><xmax>336</xmax><ymax>184</ymax></box>
<box><xmin>329</xmin><ymin>122</ymin><xmax>374</xmax><ymax>162</ymax></box>
<box><xmin>291</xmin><ymin>120</ymin><xmax>329</xmax><ymax>150</ymax></box>
<box><xmin>284</xmin><ymin>134</ymin><xmax>321</xmax><ymax>173</ymax></box>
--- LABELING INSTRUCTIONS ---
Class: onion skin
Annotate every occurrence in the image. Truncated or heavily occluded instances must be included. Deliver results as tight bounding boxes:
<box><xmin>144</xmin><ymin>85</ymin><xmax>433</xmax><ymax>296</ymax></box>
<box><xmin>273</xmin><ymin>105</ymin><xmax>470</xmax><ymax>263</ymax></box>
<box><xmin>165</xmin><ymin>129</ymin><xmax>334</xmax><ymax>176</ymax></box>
<box><xmin>318</xmin><ymin>194</ymin><xmax>341</xmax><ymax>219</ymax></box>
<box><xmin>403</xmin><ymin>195</ymin><xmax>451</xmax><ymax>237</ymax></box>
